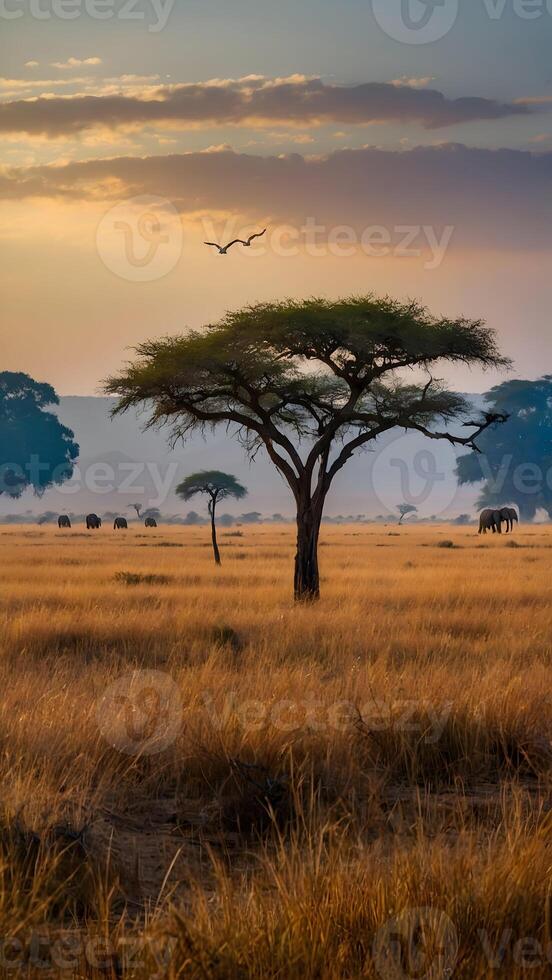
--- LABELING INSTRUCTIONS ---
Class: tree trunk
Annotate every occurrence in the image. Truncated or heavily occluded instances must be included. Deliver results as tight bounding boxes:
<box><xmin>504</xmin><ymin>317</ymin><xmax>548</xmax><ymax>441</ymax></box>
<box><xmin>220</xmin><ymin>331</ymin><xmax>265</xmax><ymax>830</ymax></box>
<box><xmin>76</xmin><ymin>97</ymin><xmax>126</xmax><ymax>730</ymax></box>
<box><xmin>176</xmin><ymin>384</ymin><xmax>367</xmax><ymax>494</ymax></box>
<box><xmin>294</xmin><ymin>500</ymin><xmax>322</xmax><ymax>601</ymax></box>
<box><xmin>209</xmin><ymin>499</ymin><xmax>221</xmax><ymax>565</ymax></box>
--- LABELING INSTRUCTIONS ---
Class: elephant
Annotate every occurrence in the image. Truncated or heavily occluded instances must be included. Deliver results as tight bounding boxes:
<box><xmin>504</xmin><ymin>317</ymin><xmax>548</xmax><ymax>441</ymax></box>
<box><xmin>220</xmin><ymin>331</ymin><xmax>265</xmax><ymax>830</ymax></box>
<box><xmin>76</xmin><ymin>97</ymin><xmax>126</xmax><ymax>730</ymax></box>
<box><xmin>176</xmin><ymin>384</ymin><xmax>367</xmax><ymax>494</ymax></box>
<box><xmin>478</xmin><ymin>509</ymin><xmax>502</xmax><ymax>534</ymax></box>
<box><xmin>58</xmin><ymin>515</ymin><xmax>71</xmax><ymax>529</ymax></box>
<box><xmin>113</xmin><ymin>517</ymin><xmax>128</xmax><ymax>530</ymax></box>
<box><xmin>500</xmin><ymin>507</ymin><xmax>519</xmax><ymax>533</ymax></box>
<box><xmin>144</xmin><ymin>517</ymin><xmax>157</xmax><ymax>528</ymax></box>
<box><xmin>86</xmin><ymin>513</ymin><xmax>102</xmax><ymax>529</ymax></box>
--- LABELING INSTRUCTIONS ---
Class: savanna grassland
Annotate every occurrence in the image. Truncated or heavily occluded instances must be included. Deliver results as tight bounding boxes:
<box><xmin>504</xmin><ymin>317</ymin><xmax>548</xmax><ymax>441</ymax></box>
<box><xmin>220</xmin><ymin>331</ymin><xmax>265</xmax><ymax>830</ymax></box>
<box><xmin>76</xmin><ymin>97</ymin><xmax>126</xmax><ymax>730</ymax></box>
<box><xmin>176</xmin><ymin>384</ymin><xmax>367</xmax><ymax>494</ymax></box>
<box><xmin>1</xmin><ymin>521</ymin><xmax>552</xmax><ymax>978</ymax></box>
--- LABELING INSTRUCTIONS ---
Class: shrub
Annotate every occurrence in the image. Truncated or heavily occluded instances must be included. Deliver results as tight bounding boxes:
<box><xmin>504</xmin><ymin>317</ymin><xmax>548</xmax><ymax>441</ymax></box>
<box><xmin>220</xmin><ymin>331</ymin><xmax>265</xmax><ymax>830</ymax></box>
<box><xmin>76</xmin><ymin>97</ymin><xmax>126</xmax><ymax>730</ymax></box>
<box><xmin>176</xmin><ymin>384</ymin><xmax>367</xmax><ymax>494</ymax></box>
<box><xmin>211</xmin><ymin>625</ymin><xmax>243</xmax><ymax>652</ymax></box>
<box><xmin>114</xmin><ymin>571</ymin><xmax>171</xmax><ymax>586</ymax></box>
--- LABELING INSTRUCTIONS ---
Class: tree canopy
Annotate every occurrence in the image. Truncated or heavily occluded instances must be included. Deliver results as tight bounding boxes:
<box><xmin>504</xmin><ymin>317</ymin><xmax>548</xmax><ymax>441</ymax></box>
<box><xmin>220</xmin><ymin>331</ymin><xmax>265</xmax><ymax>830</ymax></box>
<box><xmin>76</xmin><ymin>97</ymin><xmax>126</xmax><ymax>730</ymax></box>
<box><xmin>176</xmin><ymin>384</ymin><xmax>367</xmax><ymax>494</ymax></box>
<box><xmin>176</xmin><ymin>471</ymin><xmax>247</xmax><ymax>565</ymax></box>
<box><xmin>176</xmin><ymin>471</ymin><xmax>247</xmax><ymax>505</ymax></box>
<box><xmin>456</xmin><ymin>377</ymin><xmax>552</xmax><ymax>520</ymax></box>
<box><xmin>106</xmin><ymin>295</ymin><xmax>508</xmax><ymax>598</ymax></box>
<box><xmin>0</xmin><ymin>372</ymin><xmax>79</xmax><ymax>497</ymax></box>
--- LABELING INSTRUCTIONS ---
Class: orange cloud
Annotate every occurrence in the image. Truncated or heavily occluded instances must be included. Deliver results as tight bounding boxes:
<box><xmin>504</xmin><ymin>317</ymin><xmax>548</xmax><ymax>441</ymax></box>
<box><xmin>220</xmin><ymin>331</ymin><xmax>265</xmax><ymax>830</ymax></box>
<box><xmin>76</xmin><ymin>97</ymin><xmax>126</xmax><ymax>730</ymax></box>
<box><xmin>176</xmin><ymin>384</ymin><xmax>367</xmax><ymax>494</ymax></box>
<box><xmin>1</xmin><ymin>143</ymin><xmax>550</xmax><ymax>253</ymax></box>
<box><xmin>50</xmin><ymin>57</ymin><xmax>102</xmax><ymax>70</ymax></box>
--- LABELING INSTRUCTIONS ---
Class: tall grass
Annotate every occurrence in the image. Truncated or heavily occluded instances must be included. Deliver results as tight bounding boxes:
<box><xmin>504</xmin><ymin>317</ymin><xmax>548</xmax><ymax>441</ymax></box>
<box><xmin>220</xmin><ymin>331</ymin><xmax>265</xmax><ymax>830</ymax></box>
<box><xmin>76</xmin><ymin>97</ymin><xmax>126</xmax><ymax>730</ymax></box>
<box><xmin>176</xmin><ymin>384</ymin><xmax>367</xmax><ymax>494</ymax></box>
<box><xmin>0</xmin><ymin>523</ymin><xmax>551</xmax><ymax>977</ymax></box>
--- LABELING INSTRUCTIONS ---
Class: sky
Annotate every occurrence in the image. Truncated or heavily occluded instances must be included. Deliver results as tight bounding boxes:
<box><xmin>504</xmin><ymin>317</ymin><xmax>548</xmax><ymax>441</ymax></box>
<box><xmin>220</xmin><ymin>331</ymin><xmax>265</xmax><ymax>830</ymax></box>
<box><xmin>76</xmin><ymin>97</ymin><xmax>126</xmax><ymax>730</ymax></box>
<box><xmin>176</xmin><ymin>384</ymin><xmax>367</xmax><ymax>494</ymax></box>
<box><xmin>1</xmin><ymin>0</ymin><xmax>551</xmax><ymax>396</ymax></box>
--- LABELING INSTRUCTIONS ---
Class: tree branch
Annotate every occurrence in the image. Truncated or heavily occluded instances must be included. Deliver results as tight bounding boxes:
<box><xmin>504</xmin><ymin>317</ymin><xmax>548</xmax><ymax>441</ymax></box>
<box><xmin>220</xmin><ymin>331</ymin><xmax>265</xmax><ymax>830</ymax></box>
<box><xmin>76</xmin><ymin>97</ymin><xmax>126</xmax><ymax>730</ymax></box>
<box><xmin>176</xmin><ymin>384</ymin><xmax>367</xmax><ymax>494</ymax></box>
<box><xmin>399</xmin><ymin>412</ymin><xmax>508</xmax><ymax>453</ymax></box>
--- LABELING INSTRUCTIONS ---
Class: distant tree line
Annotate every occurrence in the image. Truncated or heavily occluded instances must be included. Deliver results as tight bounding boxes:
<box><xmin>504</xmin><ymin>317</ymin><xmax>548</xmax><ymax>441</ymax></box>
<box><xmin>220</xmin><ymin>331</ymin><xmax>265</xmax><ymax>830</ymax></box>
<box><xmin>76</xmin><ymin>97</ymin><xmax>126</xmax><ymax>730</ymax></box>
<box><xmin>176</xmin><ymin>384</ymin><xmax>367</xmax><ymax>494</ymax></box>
<box><xmin>0</xmin><ymin>372</ymin><xmax>78</xmax><ymax>498</ymax></box>
<box><xmin>457</xmin><ymin>377</ymin><xmax>552</xmax><ymax>521</ymax></box>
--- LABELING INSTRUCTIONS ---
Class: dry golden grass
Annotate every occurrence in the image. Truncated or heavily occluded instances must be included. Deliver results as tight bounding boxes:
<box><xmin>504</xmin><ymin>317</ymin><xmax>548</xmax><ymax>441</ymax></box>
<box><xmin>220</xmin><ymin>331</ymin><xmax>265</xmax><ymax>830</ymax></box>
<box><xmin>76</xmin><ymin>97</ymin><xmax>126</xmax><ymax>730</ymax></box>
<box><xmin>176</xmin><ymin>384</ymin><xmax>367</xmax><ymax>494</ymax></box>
<box><xmin>1</xmin><ymin>521</ymin><xmax>552</xmax><ymax>977</ymax></box>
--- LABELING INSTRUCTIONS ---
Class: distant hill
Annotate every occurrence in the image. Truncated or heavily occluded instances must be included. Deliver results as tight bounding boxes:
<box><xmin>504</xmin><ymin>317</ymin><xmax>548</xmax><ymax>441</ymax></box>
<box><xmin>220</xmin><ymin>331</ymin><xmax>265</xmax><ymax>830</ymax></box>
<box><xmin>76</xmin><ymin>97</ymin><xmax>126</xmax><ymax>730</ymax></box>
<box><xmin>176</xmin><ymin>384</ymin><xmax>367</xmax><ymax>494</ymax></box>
<box><xmin>0</xmin><ymin>395</ymin><xmax>484</xmax><ymax>521</ymax></box>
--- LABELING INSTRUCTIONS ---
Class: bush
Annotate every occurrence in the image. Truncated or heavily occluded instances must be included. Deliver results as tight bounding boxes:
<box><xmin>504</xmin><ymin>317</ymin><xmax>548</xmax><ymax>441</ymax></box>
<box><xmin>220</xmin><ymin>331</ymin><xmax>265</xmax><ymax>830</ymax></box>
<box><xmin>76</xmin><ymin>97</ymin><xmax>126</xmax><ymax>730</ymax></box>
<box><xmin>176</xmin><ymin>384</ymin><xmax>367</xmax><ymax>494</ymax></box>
<box><xmin>114</xmin><ymin>571</ymin><xmax>171</xmax><ymax>586</ymax></box>
<box><xmin>211</xmin><ymin>625</ymin><xmax>243</xmax><ymax>652</ymax></box>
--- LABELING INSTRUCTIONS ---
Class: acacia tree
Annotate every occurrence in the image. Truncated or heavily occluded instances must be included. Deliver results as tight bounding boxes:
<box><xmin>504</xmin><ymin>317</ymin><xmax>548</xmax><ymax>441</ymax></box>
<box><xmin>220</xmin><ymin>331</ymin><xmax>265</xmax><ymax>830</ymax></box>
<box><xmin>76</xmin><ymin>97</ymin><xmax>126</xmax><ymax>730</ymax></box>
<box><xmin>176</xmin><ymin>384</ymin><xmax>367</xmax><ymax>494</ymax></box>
<box><xmin>105</xmin><ymin>296</ymin><xmax>507</xmax><ymax>600</ymax></box>
<box><xmin>176</xmin><ymin>471</ymin><xmax>247</xmax><ymax>564</ymax></box>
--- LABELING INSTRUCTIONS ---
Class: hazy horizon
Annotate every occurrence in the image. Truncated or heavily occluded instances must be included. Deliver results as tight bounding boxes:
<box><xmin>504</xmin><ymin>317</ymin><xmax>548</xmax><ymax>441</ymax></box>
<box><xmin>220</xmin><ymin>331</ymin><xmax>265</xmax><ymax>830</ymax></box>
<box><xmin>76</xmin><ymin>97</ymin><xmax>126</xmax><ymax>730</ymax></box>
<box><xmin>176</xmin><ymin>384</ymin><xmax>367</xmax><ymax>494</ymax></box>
<box><xmin>0</xmin><ymin>392</ymin><xmax>487</xmax><ymax>520</ymax></box>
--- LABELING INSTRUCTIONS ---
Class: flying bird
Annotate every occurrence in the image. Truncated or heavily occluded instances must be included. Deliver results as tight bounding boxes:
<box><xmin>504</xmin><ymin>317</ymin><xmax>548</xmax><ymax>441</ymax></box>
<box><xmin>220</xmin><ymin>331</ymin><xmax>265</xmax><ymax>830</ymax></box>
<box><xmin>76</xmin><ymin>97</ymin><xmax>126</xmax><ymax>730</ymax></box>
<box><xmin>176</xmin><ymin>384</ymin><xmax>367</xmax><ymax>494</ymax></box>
<box><xmin>204</xmin><ymin>229</ymin><xmax>267</xmax><ymax>254</ymax></box>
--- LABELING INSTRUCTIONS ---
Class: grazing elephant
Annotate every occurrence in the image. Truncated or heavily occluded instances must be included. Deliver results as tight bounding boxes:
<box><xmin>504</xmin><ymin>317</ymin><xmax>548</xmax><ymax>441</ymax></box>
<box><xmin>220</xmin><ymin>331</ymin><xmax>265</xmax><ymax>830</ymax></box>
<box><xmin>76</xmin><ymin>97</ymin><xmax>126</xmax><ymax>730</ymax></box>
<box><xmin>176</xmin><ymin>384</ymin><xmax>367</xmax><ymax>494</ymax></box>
<box><xmin>144</xmin><ymin>517</ymin><xmax>157</xmax><ymax>528</ymax></box>
<box><xmin>86</xmin><ymin>513</ymin><xmax>102</xmax><ymax>530</ymax></box>
<box><xmin>479</xmin><ymin>509</ymin><xmax>502</xmax><ymax>534</ymax></box>
<box><xmin>58</xmin><ymin>515</ymin><xmax>71</xmax><ymax>529</ymax></box>
<box><xmin>113</xmin><ymin>517</ymin><xmax>128</xmax><ymax>530</ymax></box>
<box><xmin>500</xmin><ymin>507</ymin><xmax>519</xmax><ymax>533</ymax></box>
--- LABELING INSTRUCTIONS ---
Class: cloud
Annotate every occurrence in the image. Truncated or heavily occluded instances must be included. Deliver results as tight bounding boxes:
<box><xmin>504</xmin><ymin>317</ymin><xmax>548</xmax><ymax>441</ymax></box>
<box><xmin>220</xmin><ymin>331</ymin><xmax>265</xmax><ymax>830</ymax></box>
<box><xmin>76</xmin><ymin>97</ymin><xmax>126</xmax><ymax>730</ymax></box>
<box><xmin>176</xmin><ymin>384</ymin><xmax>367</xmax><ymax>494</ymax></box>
<box><xmin>516</xmin><ymin>96</ymin><xmax>552</xmax><ymax>106</ymax></box>
<box><xmin>1</xmin><ymin>143</ymin><xmax>550</xmax><ymax>252</ymax></box>
<box><xmin>0</xmin><ymin>76</ymin><xmax>94</xmax><ymax>97</ymax></box>
<box><xmin>0</xmin><ymin>75</ymin><xmax>531</xmax><ymax>138</ymax></box>
<box><xmin>50</xmin><ymin>57</ymin><xmax>102</xmax><ymax>70</ymax></box>
<box><xmin>391</xmin><ymin>76</ymin><xmax>436</xmax><ymax>89</ymax></box>
<box><xmin>24</xmin><ymin>61</ymin><xmax>39</xmax><ymax>69</ymax></box>
<box><xmin>0</xmin><ymin>73</ymin><xmax>162</xmax><ymax>101</ymax></box>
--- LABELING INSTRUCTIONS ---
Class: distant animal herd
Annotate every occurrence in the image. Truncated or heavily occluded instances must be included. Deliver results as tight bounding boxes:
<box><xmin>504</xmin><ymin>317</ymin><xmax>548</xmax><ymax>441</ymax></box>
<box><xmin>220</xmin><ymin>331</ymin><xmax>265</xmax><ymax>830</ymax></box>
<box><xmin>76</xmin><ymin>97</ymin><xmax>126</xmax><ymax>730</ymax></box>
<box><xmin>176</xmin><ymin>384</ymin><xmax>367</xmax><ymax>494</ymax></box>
<box><xmin>57</xmin><ymin>513</ymin><xmax>157</xmax><ymax>530</ymax></box>
<box><xmin>55</xmin><ymin>510</ymin><xmax>518</xmax><ymax>533</ymax></box>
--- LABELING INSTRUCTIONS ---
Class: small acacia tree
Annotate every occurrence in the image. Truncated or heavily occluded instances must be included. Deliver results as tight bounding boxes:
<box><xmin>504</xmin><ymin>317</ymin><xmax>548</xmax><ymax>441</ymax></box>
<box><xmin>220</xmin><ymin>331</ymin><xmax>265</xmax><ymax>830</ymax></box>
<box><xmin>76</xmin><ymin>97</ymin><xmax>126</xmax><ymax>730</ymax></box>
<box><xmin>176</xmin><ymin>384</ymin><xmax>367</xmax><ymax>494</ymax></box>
<box><xmin>175</xmin><ymin>471</ymin><xmax>247</xmax><ymax>564</ymax></box>
<box><xmin>106</xmin><ymin>296</ymin><xmax>507</xmax><ymax>600</ymax></box>
<box><xmin>398</xmin><ymin>503</ymin><xmax>417</xmax><ymax>525</ymax></box>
